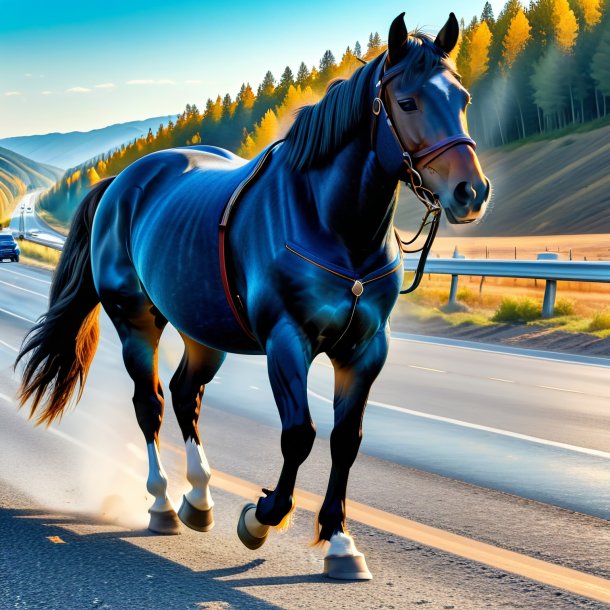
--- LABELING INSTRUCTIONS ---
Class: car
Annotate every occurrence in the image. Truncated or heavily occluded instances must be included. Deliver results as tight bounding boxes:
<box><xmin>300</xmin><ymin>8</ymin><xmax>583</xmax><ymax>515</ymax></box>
<box><xmin>26</xmin><ymin>206</ymin><xmax>33</xmax><ymax>212</ymax></box>
<box><xmin>0</xmin><ymin>233</ymin><xmax>20</xmax><ymax>263</ymax></box>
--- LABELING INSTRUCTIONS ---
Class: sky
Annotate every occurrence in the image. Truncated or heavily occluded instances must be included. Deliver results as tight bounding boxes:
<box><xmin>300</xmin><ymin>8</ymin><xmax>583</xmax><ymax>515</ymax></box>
<box><xmin>0</xmin><ymin>1</ymin><xmax>508</xmax><ymax>138</ymax></box>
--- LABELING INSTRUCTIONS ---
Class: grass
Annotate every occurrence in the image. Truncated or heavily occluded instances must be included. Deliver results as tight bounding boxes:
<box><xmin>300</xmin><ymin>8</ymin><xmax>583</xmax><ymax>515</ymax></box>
<box><xmin>496</xmin><ymin>114</ymin><xmax>610</xmax><ymax>153</ymax></box>
<box><xmin>17</xmin><ymin>240</ymin><xmax>61</xmax><ymax>270</ymax></box>
<box><xmin>397</xmin><ymin>274</ymin><xmax>610</xmax><ymax>339</ymax></box>
<box><xmin>492</xmin><ymin>297</ymin><xmax>541</xmax><ymax>323</ymax></box>
<box><xmin>36</xmin><ymin>208</ymin><xmax>69</xmax><ymax>236</ymax></box>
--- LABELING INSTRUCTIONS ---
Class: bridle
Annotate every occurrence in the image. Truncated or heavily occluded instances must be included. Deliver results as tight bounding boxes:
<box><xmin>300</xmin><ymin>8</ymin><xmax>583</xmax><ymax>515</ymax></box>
<box><xmin>370</xmin><ymin>52</ymin><xmax>476</xmax><ymax>293</ymax></box>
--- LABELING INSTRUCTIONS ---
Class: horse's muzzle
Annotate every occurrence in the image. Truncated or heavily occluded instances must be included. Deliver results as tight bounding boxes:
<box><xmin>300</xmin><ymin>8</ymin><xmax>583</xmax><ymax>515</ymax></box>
<box><xmin>444</xmin><ymin>177</ymin><xmax>491</xmax><ymax>224</ymax></box>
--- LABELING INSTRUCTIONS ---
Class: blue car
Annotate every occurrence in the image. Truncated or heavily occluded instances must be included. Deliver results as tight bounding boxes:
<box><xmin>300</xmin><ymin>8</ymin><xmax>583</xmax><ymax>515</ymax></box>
<box><xmin>0</xmin><ymin>233</ymin><xmax>20</xmax><ymax>262</ymax></box>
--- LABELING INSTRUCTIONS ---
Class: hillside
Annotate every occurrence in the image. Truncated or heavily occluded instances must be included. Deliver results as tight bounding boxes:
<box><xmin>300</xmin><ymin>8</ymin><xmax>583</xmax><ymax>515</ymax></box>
<box><xmin>0</xmin><ymin>116</ymin><xmax>174</xmax><ymax>170</ymax></box>
<box><xmin>395</xmin><ymin>124</ymin><xmax>610</xmax><ymax>237</ymax></box>
<box><xmin>0</xmin><ymin>147</ymin><xmax>63</xmax><ymax>227</ymax></box>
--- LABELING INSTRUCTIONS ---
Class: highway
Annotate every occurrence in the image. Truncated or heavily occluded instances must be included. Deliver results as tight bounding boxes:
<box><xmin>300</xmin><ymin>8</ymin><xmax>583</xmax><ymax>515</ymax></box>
<box><xmin>1</xmin><ymin>262</ymin><xmax>610</xmax><ymax>608</ymax></box>
<box><xmin>8</xmin><ymin>189</ymin><xmax>66</xmax><ymax>249</ymax></box>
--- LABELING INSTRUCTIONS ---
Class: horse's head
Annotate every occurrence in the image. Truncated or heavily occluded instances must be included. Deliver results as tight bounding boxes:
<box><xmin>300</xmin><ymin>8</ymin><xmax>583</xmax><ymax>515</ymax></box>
<box><xmin>373</xmin><ymin>12</ymin><xmax>490</xmax><ymax>224</ymax></box>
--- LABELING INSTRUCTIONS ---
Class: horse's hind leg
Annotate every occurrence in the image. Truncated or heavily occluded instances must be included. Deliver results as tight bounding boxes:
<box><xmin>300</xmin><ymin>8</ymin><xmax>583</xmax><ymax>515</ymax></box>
<box><xmin>237</xmin><ymin>319</ymin><xmax>315</xmax><ymax>550</ymax></box>
<box><xmin>169</xmin><ymin>333</ymin><xmax>226</xmax><ymax>532</ymax></box>
<box><xmin>103</xmin><ymin>292</ymin><xmax>178</xmax><ymax>534</ymax></box>
<box><xmin>318</xmin><ymin>327</ymin><xmax>390</xmax><ymax>580</ymax></box>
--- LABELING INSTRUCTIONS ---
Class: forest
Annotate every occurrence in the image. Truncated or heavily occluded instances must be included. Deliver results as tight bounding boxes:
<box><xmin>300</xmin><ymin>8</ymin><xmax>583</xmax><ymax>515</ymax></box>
<box><xmin>40</xmin><ymin>0</ymin><xmax>610</xmax><ymax>224</ymax></box>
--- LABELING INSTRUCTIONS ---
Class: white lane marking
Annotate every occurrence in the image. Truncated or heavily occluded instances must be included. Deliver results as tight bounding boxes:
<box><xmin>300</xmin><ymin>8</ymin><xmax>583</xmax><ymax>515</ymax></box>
<box><xmin>0</xmin><ymin>392</ymin><xmax>13</xmax><ymax>403</ymax></box>
<box><xmin>537</xmin><ymin>385</ymin><xmax>585</xmax><ymax>395</ymax></box>
<box><xmin>0</xmin><ymin>307</ymin><xmax>36</xmax><ymax>323</ymax></box>
<box><xmin>0</xmin><ymin>279</ymin><xmax>47</xmax><ymax>298</ymax></box>
<box><xmin>0</xmin><ymin>339</ymin><xmax>18</xmax><ymax>352</ymax></box>
<box><xmin>392</xmin><ymin>334</ymin><xmax>610</xmax><ymax>369</ymax></box>
<box><xmin>489</xmin><ymin>377</ymin><xmax>514</xmax><ymax>383</ymax></box>
<box><xmin>408</xmin><ymin>365</ymin><xmax>445</xmax><ymax>373</ymax></box>
<box><xmin>248</xmin><ymin>385</ymin><xmax>260</xmax><ymax>390</ymax></box>
<box><xmin>0</xmin><ymin>267</ymin><xmax>52</xmax><ymax>285</ymax></box>
<box><xmin>307</xmin><ymin>389</ymin><xmax>610</xmax><ymax>461</ymax></box>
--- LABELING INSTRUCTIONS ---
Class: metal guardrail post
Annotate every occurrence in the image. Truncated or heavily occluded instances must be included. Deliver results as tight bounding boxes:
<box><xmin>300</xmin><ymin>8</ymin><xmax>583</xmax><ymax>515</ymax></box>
<box><xmin>537</xmin><ymin>252</ymin><xmax>559</xmax><ymax>318</ymax></box>
<box><xmin>446</xmin><ymin>247</ymin><xmax>466</xmax><ymax>310</ymax></box>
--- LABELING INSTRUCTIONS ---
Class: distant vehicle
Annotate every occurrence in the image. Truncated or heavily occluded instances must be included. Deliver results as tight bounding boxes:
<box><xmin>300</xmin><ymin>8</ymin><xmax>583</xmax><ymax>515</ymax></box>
<box><xmin>0</xmin><ymin>233</ymin><xmax>20</xmax><ymax>263</ymax></box>
<box><xmin>26</xmin><ymin>206</ymin><xmax>33</xmax><ymax>212</ymax></box>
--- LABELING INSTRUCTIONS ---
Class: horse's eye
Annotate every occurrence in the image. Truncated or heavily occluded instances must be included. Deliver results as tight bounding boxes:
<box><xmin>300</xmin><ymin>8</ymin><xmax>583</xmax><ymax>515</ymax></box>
<box><xmin>398</xmin><ymin>98</ymin><xmax>417</xmax><ymax>112</ymax></box>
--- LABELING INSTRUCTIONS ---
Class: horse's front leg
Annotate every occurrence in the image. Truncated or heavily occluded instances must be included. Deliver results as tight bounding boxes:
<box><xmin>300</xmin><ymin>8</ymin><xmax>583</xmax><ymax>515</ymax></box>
<box><xmin>237</xmin><ymin>318</ymin><xmax>315</xmax><ymax>550</ymax></box>
<box><xmin>319</xmin><ymin>326</ymin><xmax>390</xmax><ymax>580</ymax></box>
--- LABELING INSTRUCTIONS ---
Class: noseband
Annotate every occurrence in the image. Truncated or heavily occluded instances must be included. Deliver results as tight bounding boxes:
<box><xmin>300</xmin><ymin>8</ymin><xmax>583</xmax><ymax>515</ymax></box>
<box><xmin>371</xmin><ymin>52</ymin><xmax>476</xmax><ymax>293</ymax></box>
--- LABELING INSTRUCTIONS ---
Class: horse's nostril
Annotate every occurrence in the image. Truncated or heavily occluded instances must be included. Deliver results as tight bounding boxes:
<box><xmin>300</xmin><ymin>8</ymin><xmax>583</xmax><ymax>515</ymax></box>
<box><xmin>454</xmin><ymin>181</ymin><xmax>475</xmax><ymax>206</ymax></box>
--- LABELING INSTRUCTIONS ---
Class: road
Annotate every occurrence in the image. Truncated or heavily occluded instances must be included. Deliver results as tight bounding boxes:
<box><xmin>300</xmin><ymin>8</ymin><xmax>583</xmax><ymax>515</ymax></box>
<box><xmin>1</xmin><ymin>263</ymin><xmax>610</xmax><ymax>608</ymax></box>
<box><xmin>8</xmin><ymin>189</ymin><xmax>66</xmax><ymax>249</ymax></box>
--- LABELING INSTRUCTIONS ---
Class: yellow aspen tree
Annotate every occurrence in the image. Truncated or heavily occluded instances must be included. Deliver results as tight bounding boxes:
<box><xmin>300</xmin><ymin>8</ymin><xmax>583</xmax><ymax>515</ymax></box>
<box><xmin>554</xmin><ymin>0</ymin><xmax>579</xmax><ymax>52</ymax></box>
<box><xmin>448</xmin><ymin>31</ymin><xmax>462</xmax><ymax>64</ymax></box>
<box><xmin>250</xmin><ymin>109</ymin><xmax>280</xmax><ymax>155</ymax></box>
<box><xmin>469</xmin><ymin>21</ymin><xmax>492</xmax><ymax>84</ymax></box>
<box><xmin>502</xmin><ymin>9</ymin><xmax>532</xmax><ymax>68</ymax></box>
<box><xmin>577</xmin><ymin>0</ymin><xmax>602</xmax><ymax>29</ymax></box>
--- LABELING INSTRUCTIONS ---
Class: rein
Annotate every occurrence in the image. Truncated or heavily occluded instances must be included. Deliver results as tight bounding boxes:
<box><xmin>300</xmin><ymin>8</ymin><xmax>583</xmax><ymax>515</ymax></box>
<box><xmin>371</xmin><ymin>52</ymin><xmax>476</xmax><ymax>294</ymax></box>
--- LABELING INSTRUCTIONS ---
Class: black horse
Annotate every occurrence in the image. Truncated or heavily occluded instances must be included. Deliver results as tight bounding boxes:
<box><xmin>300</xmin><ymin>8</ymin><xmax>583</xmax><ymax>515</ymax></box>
<box><xmin>17</xmin><ymin>12</ymin><xmax>489</xmax><ymax>579</ymax></box>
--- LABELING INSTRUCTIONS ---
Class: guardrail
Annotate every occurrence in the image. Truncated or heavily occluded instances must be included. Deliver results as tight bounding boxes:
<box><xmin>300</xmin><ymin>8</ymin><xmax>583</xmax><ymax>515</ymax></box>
<box><xmin>404</xmin><ymin>250</ymin><xmax>610</xmax><ymax>318</ymax></box>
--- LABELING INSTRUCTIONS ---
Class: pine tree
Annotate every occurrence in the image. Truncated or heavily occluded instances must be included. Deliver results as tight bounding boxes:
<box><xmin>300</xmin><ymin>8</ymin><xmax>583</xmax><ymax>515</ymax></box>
<box><xmin>354</xmin><ymin>41</ymin><xmax>362</xmax><ymax>57</ymax></box>
<box><xmin>296</xmin><ymin>62</ymin><xmax>310</xmax><ymax>86</ymax></box>
<box><xmin>257</xmin><ymin>71</ymin><xmax>276</xmax><ymax>97</ymax></box>
<box><xmin>276</xmin><ymin>66</ymin><xmax>295</xmax><ymax>102</ymax></box>
<box><xmin>591</xmin><ymin>18</ymin><xmax>610</xmax><ymax>103</ymax></box>
<box><xmin>481</xmin><ymin>1</ymin><xmax>495</xmax><ymax>26</ymax></box>
<box><xmin>222</xmin><ymin>93</ymin><xmax>234</xmax><ymax>118</ymax></box>
<box><xmin>531</xmin><ymin>45</ymin><xmax>569</xmax><ymax>126</ymax></box>
<box><xmin>319</xmin><ymin>50</ymin><xmax>336</xmax><ymax>76</ymax></box>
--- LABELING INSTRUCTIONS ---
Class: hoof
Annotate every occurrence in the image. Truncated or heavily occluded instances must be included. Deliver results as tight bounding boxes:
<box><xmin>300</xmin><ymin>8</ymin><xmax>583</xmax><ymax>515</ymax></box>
<box><xmin>178</xmin><ymin>495</ymin><xmax>214</xmax><ymax>532</ymax></box>
<box><xmin>237</xmin><ymin>502</ymin><xmax>269</xmax><ymax>550</ymax></box>
<box><xmin>324</xmin><ymin>554</ymin><xmax>372</xmax><ymax>581</ymax></box>
<box><xmin>148</xmin><ymin>509</ymin><xmax>181</xmax><ymax>535</ymax></box>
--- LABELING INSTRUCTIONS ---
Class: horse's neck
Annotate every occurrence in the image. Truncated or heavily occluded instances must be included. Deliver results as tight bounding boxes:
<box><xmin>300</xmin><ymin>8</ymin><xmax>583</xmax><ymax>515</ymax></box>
<box><xmin>307</xmin><ymin>136</ymin><xmax>398</xmax><ymax>262</ymax></box>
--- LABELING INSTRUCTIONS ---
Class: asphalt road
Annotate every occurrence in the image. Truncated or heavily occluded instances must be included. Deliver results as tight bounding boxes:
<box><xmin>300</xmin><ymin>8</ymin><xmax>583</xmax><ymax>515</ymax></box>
<box><xmin>1</xmin><ymin>263</ymin><xmax>610</xmax><ymax>609</ymax></box>
<box><xmin>8</xmin><ymin>189</ymin><xmax>66</xmax><ymax>249</ymax></box>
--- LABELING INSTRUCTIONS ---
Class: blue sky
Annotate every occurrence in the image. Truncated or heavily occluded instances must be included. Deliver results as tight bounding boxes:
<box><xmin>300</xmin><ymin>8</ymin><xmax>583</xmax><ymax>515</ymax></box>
<box><xmin>0</xmin><ymin>1</ymin><xmax>508</xmax><ymax>138</ymax></box>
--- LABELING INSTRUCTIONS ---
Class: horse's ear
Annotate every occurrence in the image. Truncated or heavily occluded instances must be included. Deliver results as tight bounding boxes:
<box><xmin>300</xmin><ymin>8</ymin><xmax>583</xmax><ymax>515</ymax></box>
<box><xmin>388</xmin><ymin>12</ymin><xmax>408</xmax><ymax>65</ymax></box>
<box><xmin>434</xmin><ymin>12</ymin><xmax>460</xmax><ymax>55</ymax></box>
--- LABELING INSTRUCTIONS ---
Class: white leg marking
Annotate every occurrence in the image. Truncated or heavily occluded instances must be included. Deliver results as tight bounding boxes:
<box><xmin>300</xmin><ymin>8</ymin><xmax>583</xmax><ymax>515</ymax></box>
<box><xmin>244</xmin><ymin>504</ymin><xmax>270</xmax><ymax>538</ymax></box>
<box><xmin>326</xmin><ymin>532</ymin><xmax>363</xmax><ymax>558</ymax></box>
<box><xmin>185</xmin><ymin>438</ymin><xmax>214</xmax><ymax>511</ymax></box>
<box><xmin>146</xmin><ymin>442</ymin><xmax>174</xmax><ymax>513</ymax></box>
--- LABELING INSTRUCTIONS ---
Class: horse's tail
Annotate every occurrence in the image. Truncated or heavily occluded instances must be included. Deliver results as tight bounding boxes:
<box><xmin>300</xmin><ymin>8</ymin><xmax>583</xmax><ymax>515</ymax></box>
<box><xmin>15</xmin><ymin>177</ymin><xmax>115</xmax><ymax>425</ymax></box>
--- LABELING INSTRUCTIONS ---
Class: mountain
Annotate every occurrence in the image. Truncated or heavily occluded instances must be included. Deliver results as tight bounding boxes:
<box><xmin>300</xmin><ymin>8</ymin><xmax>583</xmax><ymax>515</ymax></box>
<box><xmin>0</xmin><ymin>116</ymin><xmax>175</xmax><ymax>170</ymax></box>
<box><xmin>0</xmin><ymin>147</ymin><xmax>63</xmax><ymax>226</ymax></box>
<box><xmin>395</xmin><ymin>124</ymin><xmax>610</xmax><ymax>237</ymax></box>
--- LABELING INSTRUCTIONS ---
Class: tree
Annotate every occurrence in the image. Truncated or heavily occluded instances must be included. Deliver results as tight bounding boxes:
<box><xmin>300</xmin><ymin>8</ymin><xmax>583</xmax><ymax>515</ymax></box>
<box><xmin>257</xmin><ymin>71</ymin><xmax>276</xmax><ymax>97</ymax></box>
<box><xmin>319</xmin><ymin>50</ymin><xmax>336</xmax><ymax>79</ymax></box>
<box><xmin>555</xmin><ymin>0</ymin><xmax>579</xmax><ymax>51</ymax></box>
<box><xmin>481</xmin><ymin>1</ymin><xmax>495</xmax><ymax>26</ymax></box>
<box><xmin>531</xmin><ymin>45</ymin><xmax>570</xmax><ymax>127</ymax></box>
<box><xmin>591</xmin><ymin>18</ymin><xmax>610</xmax><ymax>113</ymax></box>
<box><xmin>503</xmin><ymin>9</ymin><xmax>532</xmax><ymax>68</ymax></box>
<box><xmin>276</xmin><ymin>66</ymin><xmax>295</xmax><ymax>102</ymax></box>
<box><xmin>578</xmin><ymin>0</ymin><xmax>602</xmax><ymax>28</ymax></box>
<box><xmin>354</xmin><ymin>41</ymin><xmax>362</xmax><ymax>57</ymax></box>
<box><xmin>469</xmin><ymin>21</ymin><xmax>493</xmax><ymax>84</ymax></box>
<box><xmin>488</xmin><ymin>0</ymin><xmax>522</xmax><ymax>71</ymax></box>
<box><xmin>296</xmin><ymin>62</ymin><xmax>310</xmax><ymax>86</ymax></box>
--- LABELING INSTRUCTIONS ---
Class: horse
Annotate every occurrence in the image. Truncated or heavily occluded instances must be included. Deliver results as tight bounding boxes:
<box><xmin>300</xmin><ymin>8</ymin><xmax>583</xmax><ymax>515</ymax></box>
<box><xmin>16</xmin><ymin>12</ymin><xmax>490</xmax><ymax>580</ymax></box>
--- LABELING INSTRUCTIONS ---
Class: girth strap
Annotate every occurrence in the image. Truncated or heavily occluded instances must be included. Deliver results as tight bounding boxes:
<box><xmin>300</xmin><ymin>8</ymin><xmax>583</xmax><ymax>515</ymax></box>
<box><xmin>219</xmin><ymin>141</ymin><xmax>283</xmax><ymax>342</ymax></box>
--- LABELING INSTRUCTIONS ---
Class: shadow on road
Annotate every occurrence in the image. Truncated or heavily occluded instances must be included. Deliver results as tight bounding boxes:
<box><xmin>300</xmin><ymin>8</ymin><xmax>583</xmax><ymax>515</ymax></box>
<box><xmin>0</xmin><ymin>506</ymin><xmax>298</xmax><ymax>609</ymax></box>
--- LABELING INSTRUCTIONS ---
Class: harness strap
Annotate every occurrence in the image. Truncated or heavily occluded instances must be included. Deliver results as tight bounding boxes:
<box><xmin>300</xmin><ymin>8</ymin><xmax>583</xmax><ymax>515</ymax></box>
<box><xmin>219</xmin><ymin>141</ymin><xmax>283</xmax><ymax>342</ymax></box>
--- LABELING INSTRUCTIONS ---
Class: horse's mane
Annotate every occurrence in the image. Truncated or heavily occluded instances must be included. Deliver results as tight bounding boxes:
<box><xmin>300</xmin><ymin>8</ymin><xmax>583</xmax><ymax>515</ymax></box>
<box><xmin>284</xmin><ymin>33</ymin><xmax>456</xmax><ymax>172</ymax></box>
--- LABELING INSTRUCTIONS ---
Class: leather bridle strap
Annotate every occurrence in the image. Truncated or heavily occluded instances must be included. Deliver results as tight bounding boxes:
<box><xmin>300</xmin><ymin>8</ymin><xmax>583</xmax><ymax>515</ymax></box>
<box><xmin>369</xmin><ymin>52</ymin><xmax>476</xmax><ymax>294</ymax></box>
